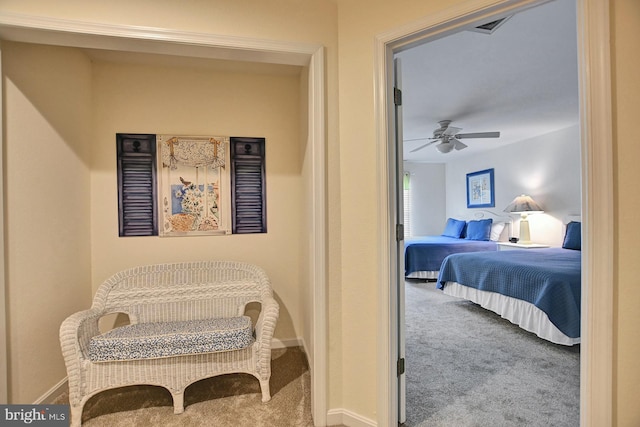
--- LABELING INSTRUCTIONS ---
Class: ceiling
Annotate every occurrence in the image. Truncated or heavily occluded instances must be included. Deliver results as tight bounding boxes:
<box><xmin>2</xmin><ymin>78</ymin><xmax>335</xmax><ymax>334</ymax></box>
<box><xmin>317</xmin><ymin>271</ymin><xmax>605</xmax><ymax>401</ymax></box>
<box><xmin>397</xmin><ymin>0</ymin><xmax>578</xmax><ymax>163</ymax></box>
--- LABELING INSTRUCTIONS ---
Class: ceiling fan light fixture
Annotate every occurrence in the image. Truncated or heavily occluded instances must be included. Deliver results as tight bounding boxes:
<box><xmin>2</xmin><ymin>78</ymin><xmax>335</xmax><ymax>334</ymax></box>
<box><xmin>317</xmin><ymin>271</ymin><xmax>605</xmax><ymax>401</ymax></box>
<box><xmin>409</xmin><ymin>120</ymin><xmax>500</xmax><ymax>155</ymax></box>
<box><xmin>436</xmin><ymin>142</ymin><xmax>454</xmax><ymax>153</ymax></box>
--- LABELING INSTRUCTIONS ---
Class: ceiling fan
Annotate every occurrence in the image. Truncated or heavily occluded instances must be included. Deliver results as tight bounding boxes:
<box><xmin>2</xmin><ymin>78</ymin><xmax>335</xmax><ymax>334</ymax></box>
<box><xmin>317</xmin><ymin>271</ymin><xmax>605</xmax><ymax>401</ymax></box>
<box><xmin>407</xmin><ymin>120</ymin><xmax>500</xmax><ymax>154</ymax></box>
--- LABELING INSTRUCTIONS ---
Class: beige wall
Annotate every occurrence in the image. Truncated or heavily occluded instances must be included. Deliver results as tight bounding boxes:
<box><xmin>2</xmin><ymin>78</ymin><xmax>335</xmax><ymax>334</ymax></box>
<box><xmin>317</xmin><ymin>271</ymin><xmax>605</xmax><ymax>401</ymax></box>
<box><xmin>336</xmin><ymin>0</ymin><xmax>475</xmax><ymax>418</ymax></box>
<box><xmin>90</xmin><ymin>58</ymin><xmax>305</xmax><ymax>342</ymax></box>
<box><xmin>612</xmin><ymin>0</ymin><xmax>640</xmax><ymax>425</ymax></box>
<box><xmin>2</xmin><ymin>42</ymin><xmax>93</xmax><ymax>403</ymax></box>
<box><xmin>0</xmin><ymin>0</ymin><xmax>340</xmax><ymax>408</ymax></box>
<box><xmin>3</xmin><ymin>43</ymin><xmax>310</xmax><ymax>402</ymax></box>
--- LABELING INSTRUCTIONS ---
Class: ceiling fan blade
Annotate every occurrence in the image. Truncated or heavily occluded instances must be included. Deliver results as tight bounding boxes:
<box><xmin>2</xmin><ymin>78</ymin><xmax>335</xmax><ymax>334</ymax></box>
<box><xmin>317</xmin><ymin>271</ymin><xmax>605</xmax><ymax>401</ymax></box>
<box><xmin>453</xmin><ymin>139</ymin><xmax>468</xmax><ymax>150</ymax></box>
<box><xmin>409</xmin><ymin>140</ymin><xmax>437</xmax><ymax>153</ymax></box>
<box><xmin>454</xmin><ymin>131</ymin><xmax>500</xmax><ymax>139</ymax></box>
<box><xmin>442</xmin><ymin>126</ymin><xmax>462</xmax><ymax>136</ymax></box>
<box><xmin>403</xmin><ymin>136</ymin><xmax>433</xmax><ymax>143</ymax></box>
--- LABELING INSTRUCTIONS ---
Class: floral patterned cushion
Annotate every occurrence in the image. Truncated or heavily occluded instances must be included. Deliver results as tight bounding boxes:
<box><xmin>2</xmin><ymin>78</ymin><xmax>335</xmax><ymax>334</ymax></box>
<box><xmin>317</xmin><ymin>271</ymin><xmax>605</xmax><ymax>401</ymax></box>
<box><xmin>88</xmin><ymin>316</ymin><xmax>254</xmax><ymax>362</ymax></box>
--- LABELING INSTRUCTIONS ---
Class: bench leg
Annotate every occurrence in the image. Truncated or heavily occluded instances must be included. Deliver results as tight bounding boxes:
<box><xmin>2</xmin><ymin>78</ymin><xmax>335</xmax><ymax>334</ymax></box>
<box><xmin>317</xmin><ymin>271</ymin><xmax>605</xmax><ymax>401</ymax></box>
<box><xmin>259</xmin><ymin>379</ymin><xmax>271</xmax><ymax>402</ymax></box>
<box><xmin>172</xmin><ymin>389</ymin><xmax>185</xmax><ymax>414</ymax></box>
<box><xmin>69</xmin><ymin>404</ymin><xmax>82</xmax><ymax>427</ymax></box>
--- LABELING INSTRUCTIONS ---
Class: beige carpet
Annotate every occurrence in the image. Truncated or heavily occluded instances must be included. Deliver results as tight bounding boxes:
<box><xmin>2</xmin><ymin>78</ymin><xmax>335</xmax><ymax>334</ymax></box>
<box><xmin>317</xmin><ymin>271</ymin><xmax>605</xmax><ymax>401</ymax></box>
<box><xmin>54</xmin><ymin>346</ymin><xmax>320</xmax><ymax>426</ymax></box>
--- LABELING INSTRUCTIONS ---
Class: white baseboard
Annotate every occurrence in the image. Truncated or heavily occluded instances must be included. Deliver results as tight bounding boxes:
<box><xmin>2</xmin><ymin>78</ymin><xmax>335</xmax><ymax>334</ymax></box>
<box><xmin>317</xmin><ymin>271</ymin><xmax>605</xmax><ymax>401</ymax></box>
<box><xmin>34</xmin><ymin>377</ymin><xmax>68</xmax><ymax>404</ymax></box>
<box><xmin>326</xmin><ymin>408</ymin><xmax>376</xmax><ymax>427</ymax></box>
<box><xmin>272</xmin><ymin>337</ymin><xmax>304</xmax><ymax>349</ymax></box>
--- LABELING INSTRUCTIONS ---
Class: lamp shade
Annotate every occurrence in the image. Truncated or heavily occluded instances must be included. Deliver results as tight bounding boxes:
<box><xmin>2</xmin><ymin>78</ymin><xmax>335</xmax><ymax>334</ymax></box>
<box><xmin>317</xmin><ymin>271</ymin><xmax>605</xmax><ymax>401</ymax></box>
<box><xmin>503</xmin><ymin>194</ymin><xmax>543</xmax><ymax>244</ymax></box>
<box><xmin>503</xmin><ymin>194</ymin><xmax>543</xmax><ymax>214</ymax></box>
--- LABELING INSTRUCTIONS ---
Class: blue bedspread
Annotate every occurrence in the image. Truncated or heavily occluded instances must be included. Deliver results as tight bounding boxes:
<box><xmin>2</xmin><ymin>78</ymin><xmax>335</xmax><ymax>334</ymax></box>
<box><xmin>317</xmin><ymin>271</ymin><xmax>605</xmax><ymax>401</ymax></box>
<box><xmin>404</xmin><ymin>236</ymin><xmax>497</xmax><ymax>275</ymax></box>
<box><xmin>437</xmin><ymin>248</ymin><xmax>581</xmax><ymax>338</ymax></box>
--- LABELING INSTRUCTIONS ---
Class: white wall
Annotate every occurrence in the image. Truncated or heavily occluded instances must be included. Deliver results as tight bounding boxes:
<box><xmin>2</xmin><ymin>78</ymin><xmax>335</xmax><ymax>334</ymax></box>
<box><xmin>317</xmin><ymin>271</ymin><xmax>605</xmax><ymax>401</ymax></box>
<box><xmin>403</xmin><ymin>162</ymin><xmax>446</xmax><ymax>236</ymax></box>
<box><xmin>445</xmin><ymin>125</ymin><xmax>581</xmax><ymax>247</ymax></box>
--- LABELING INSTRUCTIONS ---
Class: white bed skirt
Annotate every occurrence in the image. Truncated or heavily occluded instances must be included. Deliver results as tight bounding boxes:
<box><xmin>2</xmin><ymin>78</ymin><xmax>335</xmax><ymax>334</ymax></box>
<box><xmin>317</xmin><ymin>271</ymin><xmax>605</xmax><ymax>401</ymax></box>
<box><xmin>442</xmin><ymin>281</ymin><xmax>580</xmax><ymax>346</ymax></box>
<box><xmin>406</xmin><ymin>270</ymin><xmax>439</xmax><ymax>280</ymax></box>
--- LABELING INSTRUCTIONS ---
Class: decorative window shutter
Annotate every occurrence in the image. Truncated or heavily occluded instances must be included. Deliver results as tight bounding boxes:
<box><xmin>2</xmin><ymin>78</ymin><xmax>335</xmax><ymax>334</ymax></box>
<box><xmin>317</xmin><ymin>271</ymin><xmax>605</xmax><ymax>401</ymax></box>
<box><xmin>230</xmin><ymin>137</ymin><xmax>267</xmax><ymax>234</ymax></box>
<box><xmin>116</xmin><ymin>134</ymin><xmax>266</xmax><ymax>236</ymax></box>
<box><xmin>116</xmin><ymin>134</ymin><xmax>158</xmax><ymax>236</ymax></box>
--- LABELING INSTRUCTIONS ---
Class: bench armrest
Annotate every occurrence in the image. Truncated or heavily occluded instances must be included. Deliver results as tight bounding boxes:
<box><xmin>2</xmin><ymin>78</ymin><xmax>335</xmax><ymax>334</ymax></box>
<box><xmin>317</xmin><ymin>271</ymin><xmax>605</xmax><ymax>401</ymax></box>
<box><xmin>59</xmin><ymin>308</ymin><xmax>105</xmax><ymax>404</ymax></box>
<box><xmin>254</xmin><ymin>296</ymin><xmax>279</xmax><ymax>343</ymax></box>
<box><xmin>60</xmin><ymin>308</ymin><xmax>105</xmax><ymax>359</ymax></box>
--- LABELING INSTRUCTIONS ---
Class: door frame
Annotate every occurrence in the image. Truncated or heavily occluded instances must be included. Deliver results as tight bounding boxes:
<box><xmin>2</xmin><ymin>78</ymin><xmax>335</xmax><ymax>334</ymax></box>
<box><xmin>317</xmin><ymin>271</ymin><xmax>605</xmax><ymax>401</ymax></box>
<box><xmin>392</xmin><ymin>57</ymin><xmax>407</xmax><ymax>424</ymax></box>
<box><xmin>374</xmin><ymin>0</ymin><xmax>613</xmax><ymax>425</ymax></box>
<box><xmin>0</xmin><ymin>13</ymin><xmax>327</xmax><ymax>423</ymax></box>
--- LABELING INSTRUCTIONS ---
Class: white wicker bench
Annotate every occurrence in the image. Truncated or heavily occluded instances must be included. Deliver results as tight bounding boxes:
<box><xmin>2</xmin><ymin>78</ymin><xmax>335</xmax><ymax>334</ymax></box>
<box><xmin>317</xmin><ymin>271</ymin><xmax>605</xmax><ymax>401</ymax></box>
<box><xmin>60</xmin><ymin>261</ymin><xmax>279</xmax><ymax>427</ymax></box>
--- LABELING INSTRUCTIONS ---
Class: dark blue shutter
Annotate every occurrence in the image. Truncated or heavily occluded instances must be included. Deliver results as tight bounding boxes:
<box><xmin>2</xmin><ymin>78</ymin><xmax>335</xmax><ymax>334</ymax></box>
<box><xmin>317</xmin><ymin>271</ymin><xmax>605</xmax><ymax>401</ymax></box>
<box><xmin>230</xmin><ymin>137</ymin><xmax>267</xmax><ymax>234</ymax></box>
<box><xmin>117</xmin><ymin>134</ymin><xmax>158</xmax><ymax>236</ymax></box>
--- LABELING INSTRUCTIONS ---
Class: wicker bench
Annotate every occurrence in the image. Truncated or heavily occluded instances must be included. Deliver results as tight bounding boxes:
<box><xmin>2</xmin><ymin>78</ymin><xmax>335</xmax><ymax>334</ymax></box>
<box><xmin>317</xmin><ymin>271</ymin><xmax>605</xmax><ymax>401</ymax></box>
<box><xmin>60</xmin><ymin>261</ymin><xmax>279</xmax><ymax>427</ymax></box>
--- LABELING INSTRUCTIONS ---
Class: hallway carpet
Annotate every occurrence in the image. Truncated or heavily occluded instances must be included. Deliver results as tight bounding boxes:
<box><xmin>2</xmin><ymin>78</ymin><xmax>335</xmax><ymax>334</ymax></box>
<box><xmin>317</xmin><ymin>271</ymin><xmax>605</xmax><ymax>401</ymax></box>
<box><xmin>55</xmin><ymin>346</ymin><xmax>317</xmax><ymax>426</ymax></box>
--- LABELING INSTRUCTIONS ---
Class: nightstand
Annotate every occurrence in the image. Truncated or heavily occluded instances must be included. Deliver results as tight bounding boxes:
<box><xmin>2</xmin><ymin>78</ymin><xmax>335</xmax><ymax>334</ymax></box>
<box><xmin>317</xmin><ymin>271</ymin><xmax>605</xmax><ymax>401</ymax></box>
<box><xmin>497</xmin><ymin>242</ymin><xmax>550</xmax><ymax>251</ymax></box>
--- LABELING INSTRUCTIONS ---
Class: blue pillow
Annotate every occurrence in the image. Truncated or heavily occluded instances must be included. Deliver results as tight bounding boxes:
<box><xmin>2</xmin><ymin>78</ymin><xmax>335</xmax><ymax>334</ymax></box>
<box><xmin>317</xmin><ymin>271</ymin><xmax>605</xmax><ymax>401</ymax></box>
<box><xmin>562</xmin><ymin>221</ymin><xmax>581</xmax><ymax>250</ymax></box>
<box><xmin>442</xmin><ymin>218</ymin><xmax>466</xmax><ymax>238</ymax></box>
<box><xmin>465</xmin><ymin>218</ymin><xmax>493</xmax><ymax>241</ymax></box>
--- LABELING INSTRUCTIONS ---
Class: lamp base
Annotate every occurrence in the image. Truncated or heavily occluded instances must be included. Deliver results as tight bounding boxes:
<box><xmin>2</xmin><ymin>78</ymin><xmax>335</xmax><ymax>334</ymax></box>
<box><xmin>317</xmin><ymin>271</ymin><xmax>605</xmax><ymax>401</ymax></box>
<box><xmin>519</xmin><ymin>218</ymin><xmax>532</xmax><ymax>244</ymax></box>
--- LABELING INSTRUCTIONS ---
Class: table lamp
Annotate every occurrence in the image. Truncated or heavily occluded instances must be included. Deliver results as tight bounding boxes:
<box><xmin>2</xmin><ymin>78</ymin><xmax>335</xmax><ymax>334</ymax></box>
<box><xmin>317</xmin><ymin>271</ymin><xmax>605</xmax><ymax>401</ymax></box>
<box><xmin>503</xmin><ymin>194</ymin><xmax>544</xmax><ymax>244</ymax></box>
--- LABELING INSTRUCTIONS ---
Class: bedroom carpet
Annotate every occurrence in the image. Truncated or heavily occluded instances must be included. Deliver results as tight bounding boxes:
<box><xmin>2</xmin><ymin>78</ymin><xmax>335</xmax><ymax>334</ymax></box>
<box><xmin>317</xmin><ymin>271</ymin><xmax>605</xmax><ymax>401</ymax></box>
<box><xmin>52</xmin><ymin>346</ymin><xmax>326</xmax><ymax>426</ymax></box>
<box><xmin>404</xmin><ymin>279</ymin><xmax>580</xmax><ymax>427</ymax></box>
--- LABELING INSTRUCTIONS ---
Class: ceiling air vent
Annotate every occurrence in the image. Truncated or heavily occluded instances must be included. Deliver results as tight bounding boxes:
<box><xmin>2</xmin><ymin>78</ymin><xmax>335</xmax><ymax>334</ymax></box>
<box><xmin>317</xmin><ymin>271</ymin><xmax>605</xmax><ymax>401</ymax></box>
<box><xmin>469</xmin><ymin>16</ymin><xmax>512</xmax><ymax>34</ymax></box>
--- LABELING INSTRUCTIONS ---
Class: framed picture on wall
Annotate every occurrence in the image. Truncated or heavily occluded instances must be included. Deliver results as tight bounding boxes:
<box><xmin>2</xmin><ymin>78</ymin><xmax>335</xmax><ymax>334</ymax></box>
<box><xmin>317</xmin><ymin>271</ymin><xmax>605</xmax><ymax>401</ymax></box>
<box><xmin>466</xmin><ymin>168</ymin><xmax>495</xmax><ymax>208</ymax></box>
<box><xmin>117</xmin><ymin>134</ymin><xmax>267</xmax><ymax>237</ymax></box>
<box><xmin>157</xmin><ymin>135</ymin><xmax>232</xmax><ymax>236</ymax></box>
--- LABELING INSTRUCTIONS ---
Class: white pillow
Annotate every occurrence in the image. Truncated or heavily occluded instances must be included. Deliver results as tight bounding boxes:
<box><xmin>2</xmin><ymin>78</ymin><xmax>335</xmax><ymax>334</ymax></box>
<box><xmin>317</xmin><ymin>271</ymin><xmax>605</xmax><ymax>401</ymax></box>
<box><xmin>490</xmin><ymin>222</ymin><xmax>506</xmax><ymax>241</ymax></box>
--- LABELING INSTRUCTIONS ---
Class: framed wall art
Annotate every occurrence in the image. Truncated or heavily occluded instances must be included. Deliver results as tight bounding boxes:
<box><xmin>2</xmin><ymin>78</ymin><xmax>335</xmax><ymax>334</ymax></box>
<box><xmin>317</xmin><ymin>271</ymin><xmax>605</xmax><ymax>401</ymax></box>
<box><xmin>466</xmin><ymin>168</ymin><xmax>495</xmax><ymax>208</ymax></box>
<box><xmin>157</xmin><ymin>135</ymin><xmax>232</xmax><ymax>236</ymax></box>
<box><xmin>117</xmin><ymin>133</ymin><xmax>267</xmax><ymax>237</ymax></box>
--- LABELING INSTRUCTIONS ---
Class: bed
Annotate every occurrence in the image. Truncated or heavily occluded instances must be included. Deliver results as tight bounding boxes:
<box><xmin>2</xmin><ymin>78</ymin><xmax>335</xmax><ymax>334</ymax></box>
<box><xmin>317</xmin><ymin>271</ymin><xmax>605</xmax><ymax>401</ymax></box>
<box><xmin>405</xmin><ymin>216</ymin><xmax>507</xmax><ymax>279</ymax></box>
<box><xmin>436</xmin><ymin>221</ymin><xmax>582</xmax><ymax>346</ymax></box>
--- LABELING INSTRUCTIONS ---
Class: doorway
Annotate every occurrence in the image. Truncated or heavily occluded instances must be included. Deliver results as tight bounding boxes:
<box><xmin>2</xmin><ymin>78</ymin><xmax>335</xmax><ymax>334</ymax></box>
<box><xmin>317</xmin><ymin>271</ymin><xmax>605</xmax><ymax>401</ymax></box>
<box><xmin>374</xmin><ymin>0</ymin><xmax>613</xmax><ymax>425</ymax></box>
<box><xmin>398</xmin><ymin>1</ymin><xmax>581</xmax><ymax>424</ymax></box>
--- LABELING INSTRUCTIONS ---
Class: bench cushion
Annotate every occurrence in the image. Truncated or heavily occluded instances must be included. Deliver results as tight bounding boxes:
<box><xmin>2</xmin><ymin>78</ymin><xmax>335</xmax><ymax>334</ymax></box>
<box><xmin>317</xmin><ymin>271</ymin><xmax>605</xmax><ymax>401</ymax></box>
<box><xmin>88</xmin><ymin>316</ymin><xmax>254</xmax><ymax>362</ymax></box>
